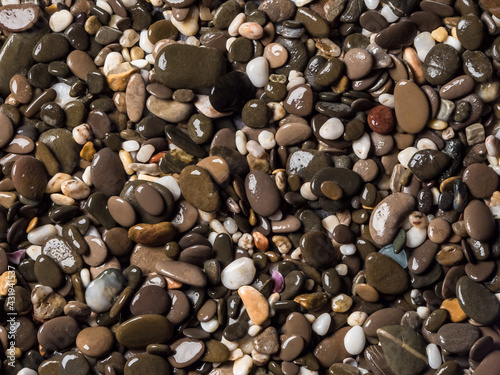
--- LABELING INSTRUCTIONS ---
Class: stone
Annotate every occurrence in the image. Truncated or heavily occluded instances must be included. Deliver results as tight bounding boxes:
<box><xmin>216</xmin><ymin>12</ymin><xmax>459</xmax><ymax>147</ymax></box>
<box><xmin>116</xmin><ymin>314</ymin><xmax>173</xmax><ymax>348</ymax></box>
<box><xmin>456</xmin><ymin>276</ymin><xmax>500</xmax><ymax>325</ymax></box>
<box><xmin>179</xmin><ymin>165</ymin><xmax>220</xmax><ymax>213</ymax></box>
<box><xmin>365</xmin><ymin>252</ymin><xmax>409</xmax><ymax>295</ymax></box>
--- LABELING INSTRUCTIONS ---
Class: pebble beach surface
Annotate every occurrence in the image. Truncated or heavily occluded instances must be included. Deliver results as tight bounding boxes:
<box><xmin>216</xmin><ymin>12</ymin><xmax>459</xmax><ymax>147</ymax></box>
<box><xmin>0</xmin><ymin>0</ymin><xmax>500</xmax><ymax>374</ymax></box>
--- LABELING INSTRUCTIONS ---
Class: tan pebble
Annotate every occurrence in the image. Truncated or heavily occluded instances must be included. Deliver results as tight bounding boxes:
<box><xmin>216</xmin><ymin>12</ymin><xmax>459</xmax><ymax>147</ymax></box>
<box><xmin>252</xmin><ymin>232</ymin><xmax>269</xmax><ymax>251</ymax></box>
<box><xmin>431</xmin><ymin>27</ymin><xmax>448</xmax><ymax>42</ymax></box>
<box><xmin>76</xmin><ymin>326</ymin><xmax>114</xmax><ymax>357</ymax></box>
<box><xmin>119</xmin><ymin>149</ymin><xmax>134</xmax><ymax>175</ymax></box>
<box><xmin>331</xmin><ymin>75</ymin><xmax>349</xmax><ymax>94</ymax></box>
<box><xmin>0</xmin><ymin>192</ymin><xmax>16</xmax><ymax>209</ymax></box>
<box><xmin>80</xmin><ymin>141</ymin><xmax>96</xmax><ymax>162</ymax></box>
<box><xmin>171</xmin><ymin>6</ymin><xmax>199</xmax><ymax>36</ymax></box>
<box><xmin>72</xmin><ymin>124</ymin><xmax>93</xmax><ymax>145</ymax></box>
<box><xmin>440</xmin><ymin>298</ymin><xmax>467</xmax><ymax>322</ymax></box>
<box><xmin>427</xmin><ymin>218</ymin><xmax>451</xmax><ymax>244</ymax></box>
<box><xmin>427</xmin><ymin>119</ymin><xmax>448</xmax><ymax>130</ymax></box>
<box><xmin>45</xmin><ymin>173</ymin><xmax>72</xmax><ymax>194</ymax></box>
<box><xmin>272</xmin><ymin>235</ymin><xmax>292</xmax><ymax>254</ymax></box>
<box><xmin>263</xmin><ymin>43</ymin><xmax>288</xmax><ymax>69</ymax></box>
<box><xmin>238</xmin><ymin>285</ymin><xmax>269</xmax><ymax>325</ymax></box>
<box><xmin>0</xmin><ymin>271</ymin><xmax>16</xmax><ymax>296</ymax></box>
<box><xmin>355</xmin><ymin>283</ymin><xmax>380</xmax><ymax>302</ymax></box>
<box><xmin>50</xmin><ymin>193</ymin><xmax>76</xmax><ymax>206</ymax></box>
<box><xmin>61</xmin><ymin>179</ymin><xmax>91</xmax><ymax>200</ymax></box>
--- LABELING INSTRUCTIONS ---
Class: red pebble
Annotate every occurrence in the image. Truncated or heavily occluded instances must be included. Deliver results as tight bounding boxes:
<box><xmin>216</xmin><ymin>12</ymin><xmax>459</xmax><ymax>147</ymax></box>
<box><xmin>367</xmin><ymin>105</ymin><xmax>395</xmax><ymax>134</ymax></box>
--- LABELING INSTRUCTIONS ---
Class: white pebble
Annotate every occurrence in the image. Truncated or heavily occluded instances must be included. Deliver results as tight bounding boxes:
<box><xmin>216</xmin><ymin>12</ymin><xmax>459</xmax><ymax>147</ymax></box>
<box><xmin>17</xmin><ymin>369</ymin><xmax>37</xmax><ymax>375</ymax></box>
<box><xmin>364</xmin><ymin>0</ymin><xmax>379</xmax><ymax>10</ymax></box>
<box><xmin>378</xmin><ymin>93</ymin><xmax>394</xmax><ymax>108</ymax></box>
<box><xmin>27</xmin><ymin>224</ymin><xmax>57</xmax><ymax>245</ymax></box>
<box><xmin>233</xmin><ymin>354</ymin><xmax>253</xmax><ymax>375</ymax></box>
<box><xmin>344</xmin><ymin>326</ymin><xmax>366</xmax><ymax>355</ymax></box>
<box><xmin>381</xmin><ymin>4</ymin><xmax>398</xmax><ymax>22</ymax></box>
<box><xmin>208</xmin><ymin>231</ymin><xmax>218</xmax><ymax>245</ymax></box>
<box><xmin>319</xmin><ymin>118</ymin><xmax>344</xmax><ymax>140</ymax></box>
<box><xmin>286</xmin><ymin>76</ymin><xmax>306</xmax><ymax>90</ymax></box>
<box><xmin>248</xmin><ymin>325</ymin><xmax>262</xmax><ymax>337</ymax></box>
<box><xmin>200</xmin><ymin>318</ymin><xmax>219</xmax><ymax>333</ymax></box>
<box><xmin>322</xmin><ymin>214</ymin><xmax>339</xmax><ymax>233</ymax></box>
<box><xmin>246</xmin><ymin>57</ymin><xmax>269</xmax><ymax>88</ymax></box>
<box><xmin>228</xmin><ymin>13</ymin><xmax>246</xmax><ymax>36</ymax></box>
<box><xmin>347</xmin><ymin>311</ymin><xmax>368</xmax><ymax>326</ymax></box>
<box><xmin>443</xmin><ymin>35</ymin><xmax>461</xmax><ymax>52</ymax></box>
<box><xmin>292</xmin><ymin>0</ymin><xmax>313</xmax><ymax>6</ymax></box>
<box><xmin>26</xmin><ymin>245</ymin><xmax>42</xmax><ymax>260</ymax></box>
<box><xmin>223</xmin><ymin>217</ymin><xmax>238</xmax><ymax>234</ymax></box>
<box><xmin>232</xmin><ymin>232</ymin><xmax>243</xmax><ymax>243</ymax></box>
<box><xmin>246</xmin><ymin>140</ymin><xmax>266</xmax><ymax>158</ymax></box>
<box><xmin>210</xmin><ymin>219</ymin><xmax>228</xmax><ymax>234</ymax></box>
<box><xmin>258</xmin><ymin>130</ymin><xmax>276</xmax><ymax>150</ymax></box>
<box><xmin>417</xmin><ymin>306</ymin><xmax>431</xmax><ymax>320</ymax></box>
<box><xmin>80</xmin><ymin>268</ymin><xmax>91</xmax><ymax>288</ymax></box>
<box><xmin>136</xmin><ymin>144</ymin><xmax>155</xmax><ymax>163</ymax></box>
<box><xmin>130</xmin><ymin>59</ymin><xmax>148</xmax><ymax>69</ymax></box>
<box><xmin>335</xmin><ymin>264</ymin><xmax>348</xmax><ymax>276</ymax></box>
<box><xmin>340</xmin><ymin>244</ymin><xmax>356</xmax><ymax>256</ymax></box>
<box><xmin>194</xmin><ymin>94</ymin><xmax>231</xmax><ymax>118</ymax></box>
<box><xmin>237</xmin><ymin>233</ymin><xmax>254</xmax><ymax>250</ymax></box>
<box><xmin>96</xmin><ymin>0</ymin><xmax>113</xmax><ymax>14</ymax></box>
<box><xmin>229</xmin><ymin>348</ymin><xmax>244</xmax><ymax>361</ymax></box>
<box><xmin>139</xmin><ymin>29</ymin><xmax>154</xmax><ymax>53</ymax></box>
<box><xmin>299</xmin><ymin>368</ymin><xmax>318</xmax><ymax>375</ymax></box>
<box><xmin>103</xmin><ymin>52</ymin><xmax>124</xmax><ymax>76</ymax></box>
<box><xmin>52</xmin><ymin>83</ymin><xmax>73</xmax><ymax>107</ymax></box>
<box><xmin>300</xmin><ymin>182</ymin><xmax>318</xmax><ymax>201</ymax></box>
<box><xmin>153</xmin><ymin>176</ymin><xmax>181</xmax><ymax>201</ymax></box>
<box><xmin>236</xmin><ymin>130</ymin><xmax>248</xmax><ymax>155</ymax></box>
<box><xmin>413</xmin><ymin>32</ymin><xmax>435</xmax><ymax>62</ymax></box>
<box><xmin>312</xmin><ymin>313</ymin><xmax>331</xmax><ymax>336</ymax></box>
<box><xmin>221</xmin><ymin>258</ymin><xmax>256</xmax><ymax>290</ymax></box>
<box><xmin>72</xmin><ymin>124</ymin><xmax>93</xmax><ymax>145</ymax></box>
<box><xmin>493</xmin><ymin>15</ymin><xmax>500</xmax><ymax>28</ymax></box>
<box><xmin>406</xmin><ymin>226</ymin><xmax>427</xmax><ymax>248</ymax></box>
<box><xmin>426</xmin><ymin>343</ymin><xmax>442</xmax><ymax>369</ymax></box>
<box><xmin>49</xmin><ymin>10</ymin><xmax>73</xmax><ymax>32</ymax></box>
<box><xmin>122</xmin><ymin>140</ymin><xmax>140</xmax><ymax>152</ymax></box>
<box><xmin>398</xmin><ymin>147</ymin><xmax>418</xmax><ymax>168</ymax></box>
<box><xmin>352</xmin><ymin>132</ymin><xmax>371</xmax><ymax>160</ymax></box>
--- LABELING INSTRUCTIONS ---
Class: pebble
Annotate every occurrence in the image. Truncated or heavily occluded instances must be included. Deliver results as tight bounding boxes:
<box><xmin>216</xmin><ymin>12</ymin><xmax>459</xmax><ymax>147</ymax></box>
<box><xmin>394</xmin><ymin>80</ymin><xmax>430</xmax><ymax>134</ymax></box>
<box><xmin>156</xmin><ymin>259</ymin><xmax>206</xmax><ymax>287</ymax></box>
<box><xmin>221</xmin><ymin>257</ymin><xmax>256</xmax><ymax>290</ymax></box>
<box><xmin>37</xmin><ymin>316</ymin><xmax>80</xmax><ymax>351</ymax></box>
<box><xmin>464</xmin><ymin>200</ymin><xmax>495</xmax><ymax>241</ymax></box>
<box><xmin>116</xmin><ymin>314</ymin><xmax>173</xmax><ymax>348</ymax></box>
<box><xmin>238</xmin><ymin>285</ymin><xmax>269</xmax><ymax>325</ymax></box>
<box><xmin>456</xmin><ymin>276</ymin><xmax>500</xmax><ymax>325</ymax></box>
<box><xmin>85</xmin><ymin>268</ymin><xmax>124</xmax><ymax>313</ymax></box>
<box><xmin>245</xmin><ymin>170</ymin><xmax>281</xmax><ymax>216</ymax></box>
<box><xmin>76</xmin><ymin>327</ymin><xmax>114</xmax><ymax>357</ymax></box>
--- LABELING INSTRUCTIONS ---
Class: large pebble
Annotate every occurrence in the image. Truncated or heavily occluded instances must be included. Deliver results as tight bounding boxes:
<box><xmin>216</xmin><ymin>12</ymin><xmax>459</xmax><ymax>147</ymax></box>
<box><xmin>12</xmin><ymin>156</ymin><xmax>47</xmax><ymax>201</ymax></box>
<box><xmin>365</xmin><ymin>252</ymin><xmax>409</xmax><ymax>294</ymax></box>
<box><xmin>156</xmin><ymin>259</ymin><xmax>206</xmax><ymax>287</ymax></box>
<box><xmin>456</xmin><ymin>276</ymin><xmax>500</xmax><ymax>325</ymax></box>
<box><xmin>37</xmin><ymin>316</ymin><xmax>79</xmax><ymax>351</ymax></box>
<box><xmin>91</xmin><ymin>148</ymin><xmax>127</xmax><ymax>197</ymax></box>
<box><xmin>155</xmin><ymin>44</ymin><xmax>226</xmax><ymax>91</ymax></box>
<box><xmin>245</xmin><ymin>170</ymin><xmax>281</xmax><ymax>217</ymax></box>
<box><xmin>179</xmin><ymin>165</ymin><xmax>220</xmax><ymax>212</ymax></box>
<box><xmin>394</xmin><ymin>80</ymin><xmax>429</xmax><ymax>134</ymax></box>
<box><xmin>369</xmin><ymin>192</ymin><xmax>416</xmax><ymax>245</ymax></box>
<box><xmin>85</xmin><ymin>268</ymin><xmax>124</xmax><ymax>313</ymax></box>
<box><xmin>116</xmin><ymin>314</ymin><xmax>173</xmax><ymax>348</ymax></box>
<box><xmin>464</xmin><ymin>200</ymin><xmax>495</xmax><ymax>241</ymax></box>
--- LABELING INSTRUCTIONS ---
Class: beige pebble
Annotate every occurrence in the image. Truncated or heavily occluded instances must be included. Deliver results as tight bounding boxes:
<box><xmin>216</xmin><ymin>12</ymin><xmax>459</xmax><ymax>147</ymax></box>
<box><xmin>61</xmin><ymin>179</ymin><xmax>91</xmax><ymax>200</ymax></box>
<box><xmin>45</xmin><ymin>173</ymin><xmax>72</xmax><ymax>194</ymax></box>
<box><xmin>428</xmin><ymin>218</ymin><xmax>451</xmax><ymax>244</ymax></box>
<box><xmin>238</xmin><ymin>22</ymin><xmax>264</xmax><ymax>40</ymax></box>
<box><xmin>238</xmin><ymin>285</ymin><xmax>269</xmax><ymax>325</ymax></box>
<box><xmin>50</xmin><ymin>193</ymin><xmax>75</xmax><ymax>206</ymax></box>
<box><xmin>263</xmin><ymin>43</ymin><xmax>288</xmax><ymax>69</ymax></box>
<box><xmin>0</xmin><ymin>192</ymin><xmax>16</xmax><ymax>209</ymax></box>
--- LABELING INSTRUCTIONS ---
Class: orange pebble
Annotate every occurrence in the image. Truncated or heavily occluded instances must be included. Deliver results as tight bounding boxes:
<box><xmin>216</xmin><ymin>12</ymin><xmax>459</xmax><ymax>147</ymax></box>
<box><xmin>165</xmin><ymin>276</ymin><xmax>183</xmax><ymax>289</ymax></box>
<box><xmin>252</xmin><ymin>231</ymin><xmax>269</xmax><ymax>251</ymax></box>
<box><xmin>440</xmin><ymin>298</ymin><xmax>467</xmax><ymax>322</ymax></box>
<box><xmin>149</xmin><ymin>151</ymin><xmax>166</xmax><ymax>164</ymax></box>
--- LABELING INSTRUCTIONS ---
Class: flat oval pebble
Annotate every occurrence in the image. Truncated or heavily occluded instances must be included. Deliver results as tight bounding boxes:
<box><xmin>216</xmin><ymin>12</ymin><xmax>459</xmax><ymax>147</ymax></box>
<box><xmin>456</xmin><ymin>276</ymin><xmax>500</xmax><ymax>325</ymax></box>
<box><xmin>0</xmin><ymin>4</ymin><xmax>40</xmax><ymax>32</ymax></box>
<box><xmin>37</xmin><ymin>316</ymin><xmax>80</xmax><ymax>352</ymax></box>
<box><xmin>116</xmin><ymin>314</ymin><xmax>173</xmax><ymax>348</ymax></box>
<box><xmin>365</xmin><ymin>252</ymin><xmax>409</xmax><ymax>294</ymax></box>
<box><xmin>437</xmin><ymin>323</ymin><xmax>480</xmax><ymax>354</ymax></box>
<box><xmin>464</xmin><ymin>200</ymin><xmax>495</xmax><ymax>241</ymax></box>
<box><xmin>179</xmin><ymin>165</ymin><xmax>220</xmax><ymax>213</ymax></box>
<box><xmin>76</xmin><ymin>326</ymin><xmax>114</xmax><ymax>357</ymax></box>
<box><xmin>168</xmin><ymin>338</ymin><xmax>205</xmax><ymax>368</ymax></box>
<box><xmin>245</xmin><ymin>170</ymin><xmax>281</xmax><ymax>217</ymax></box>
<box><xmin>394</xmin><ymin>80</ymin><xmax>430</xmax><ymax>134</ymax></box>
<box><xmin>156</xmin><ymin>259</ymin><xmax>206</xmax><ymax>287</ymax></box>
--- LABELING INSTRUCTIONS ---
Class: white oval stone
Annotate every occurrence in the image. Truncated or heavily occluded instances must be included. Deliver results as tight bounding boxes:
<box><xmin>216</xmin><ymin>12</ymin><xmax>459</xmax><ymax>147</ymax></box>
<box><xmin>139</xmin><ymin>29</ymin><xmax>154</xmax><ymax>53</ymax></box>
<box><xmin>364</xmin><ymin>0</ymin><xmax>379</xmax><ymax>9</ymax></box>
<box><xmin>426</xmin><ymin>343</ymin><xmax>442</xmax><ymax>369</ymax></box>
<box><xmin>258</xmin><ymin>130</ymin><xmax>276</xmax><ymax>150</ymax></box>
<box><xmin>246</xmin><ymin>57</ymin><xmax>269</xmax><ymax>88</ymax></box>
<box><xmin>406</xmin><ymin>226</ymin><xmax>427</xmax><ymax>248</ymax></box>
<box><xmin>221</xmin><ymin>258</ymin><xmax>256</xmax><ymax>290</ymax></box>
<box><xmin>200</xmin><ymin>318</ymin><xmax>219</xmax><ymax>333</ymax></box>
<box><xmin>414</xmin><ymin>32</ymin><xmax>435</xmax><ymax>62</ymax></box>
<box><xmin>312</xmin><ymin>312</ymin><xmax>331</xmax><ymax>336</ymax></box>
<box><xmin>233</xmin><ymin>354</ymin><xmax>253</xmax><ymax>375</ymax></box>
<box><xmin>49</xmin><ymin>10</ymin><xmax>73</xmax><ymax>32</ymax></box>
<box><xmin>340</xmin><ymin>244</ymin><xmax>356</xmax><ymax>256</ymax></box>
<box><xmin>344</xmin><ymin>325</ymin><xmax>366</xmax><ymax>355</ymax></box>
<box><xmin>347</xmin><ymin>311</ymin><xmax>368</xmax><ymax>326</ymax></box>
<box><xmin>136</xmin><ymin>144</ymin><xmax>155</xmax><ymax>163</ymax></box>
<box><xmin>398</xmin><ymin>147</ymin><xmax>418</xmax><ymax>168</ymax></box>
<box><xmin>27</xmin><ymin>224</ymin><xmax>58</xmax><ymax>245</ymax></box>
<box><xmin>319</xmin><ymin>118</ymin><xmax>344</xmax><ymax>140</ymax></box>
<box><xmin>352</xmin><ymin>132</ymin><xmax>371</xmax><ymax>159</ymax></box>
<box><xmin>228</xmin><ymin>12</ymin><xmax>246</xmax><ymax>36</ymax></box>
